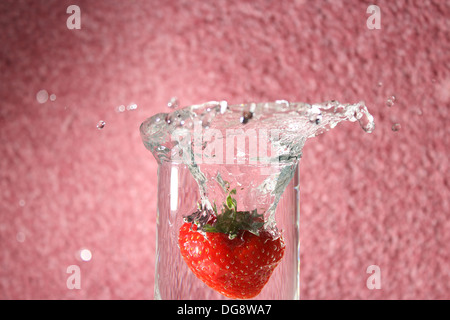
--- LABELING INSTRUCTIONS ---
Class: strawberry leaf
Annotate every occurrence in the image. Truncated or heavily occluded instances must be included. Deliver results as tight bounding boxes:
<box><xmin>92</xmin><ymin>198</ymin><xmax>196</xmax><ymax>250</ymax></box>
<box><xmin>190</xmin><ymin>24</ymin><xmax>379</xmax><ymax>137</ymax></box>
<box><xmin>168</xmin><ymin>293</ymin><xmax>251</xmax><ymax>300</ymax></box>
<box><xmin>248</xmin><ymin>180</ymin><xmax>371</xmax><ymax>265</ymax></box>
<box><xmin>202</xmin><ymin>190</ymin><xmax>264</xmax><ymax>239</ymax></box>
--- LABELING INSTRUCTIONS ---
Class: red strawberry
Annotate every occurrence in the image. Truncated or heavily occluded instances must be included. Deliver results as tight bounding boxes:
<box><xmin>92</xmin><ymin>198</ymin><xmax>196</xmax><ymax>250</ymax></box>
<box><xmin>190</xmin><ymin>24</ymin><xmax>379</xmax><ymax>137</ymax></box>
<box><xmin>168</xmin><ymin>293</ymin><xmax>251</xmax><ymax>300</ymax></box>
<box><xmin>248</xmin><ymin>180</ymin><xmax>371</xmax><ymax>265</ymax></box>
<box><xmin>178</xmin><ymin>190</ymin><xmax>285</xmax><ymax>299</ymax></box>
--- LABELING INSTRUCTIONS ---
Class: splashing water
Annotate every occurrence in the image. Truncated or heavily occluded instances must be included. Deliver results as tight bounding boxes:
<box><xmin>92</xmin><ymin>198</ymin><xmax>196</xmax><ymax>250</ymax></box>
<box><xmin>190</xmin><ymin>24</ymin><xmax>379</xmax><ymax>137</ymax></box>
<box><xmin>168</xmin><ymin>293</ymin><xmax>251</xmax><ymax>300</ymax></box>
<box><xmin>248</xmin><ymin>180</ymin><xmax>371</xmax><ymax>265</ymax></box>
<box><xmin>140</xmin><ymin>100</ymin><xmax>375</xmax><ymax>232</ymax></box>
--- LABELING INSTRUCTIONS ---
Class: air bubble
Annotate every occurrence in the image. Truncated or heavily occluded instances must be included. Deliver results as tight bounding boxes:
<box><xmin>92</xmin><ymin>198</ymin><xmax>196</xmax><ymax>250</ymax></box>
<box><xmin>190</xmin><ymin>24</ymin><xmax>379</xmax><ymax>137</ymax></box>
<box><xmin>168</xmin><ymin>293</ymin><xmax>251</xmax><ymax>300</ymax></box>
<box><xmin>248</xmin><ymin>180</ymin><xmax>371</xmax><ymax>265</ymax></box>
<box><xmin>97</xmin><ymin>120</ymin><xmax>106</xmax><ymax>130</ymax></box>
<box><xmin>49</xmin><ymin>94</ymin><xmax>56</xmax><ymax>101</ymax></box>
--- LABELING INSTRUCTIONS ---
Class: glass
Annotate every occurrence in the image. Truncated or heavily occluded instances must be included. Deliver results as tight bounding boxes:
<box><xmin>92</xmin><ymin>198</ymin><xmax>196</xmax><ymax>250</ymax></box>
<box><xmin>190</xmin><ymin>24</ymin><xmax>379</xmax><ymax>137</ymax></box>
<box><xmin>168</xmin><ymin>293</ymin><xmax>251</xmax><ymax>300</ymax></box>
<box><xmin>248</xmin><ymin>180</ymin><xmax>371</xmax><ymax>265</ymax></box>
<box><xmin>153</xmin><ymin>161</ymin><xmax>300</xmax><ymax>299</ymax></box>
<box><xmin>140</xmin><ymin>100</ymin><xmax>374</xmax><ymax>300</ymax></box>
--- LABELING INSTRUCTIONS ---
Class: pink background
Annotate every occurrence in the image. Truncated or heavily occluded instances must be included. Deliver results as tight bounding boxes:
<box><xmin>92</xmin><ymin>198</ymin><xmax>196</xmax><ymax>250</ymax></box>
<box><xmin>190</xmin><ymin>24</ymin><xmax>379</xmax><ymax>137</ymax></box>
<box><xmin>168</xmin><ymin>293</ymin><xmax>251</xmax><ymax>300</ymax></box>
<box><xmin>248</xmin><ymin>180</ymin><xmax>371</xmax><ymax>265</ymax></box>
<box><xmin>0</xmin><ymin>0</ymin><xmax>448</xmax><ymax>299</ymax></box>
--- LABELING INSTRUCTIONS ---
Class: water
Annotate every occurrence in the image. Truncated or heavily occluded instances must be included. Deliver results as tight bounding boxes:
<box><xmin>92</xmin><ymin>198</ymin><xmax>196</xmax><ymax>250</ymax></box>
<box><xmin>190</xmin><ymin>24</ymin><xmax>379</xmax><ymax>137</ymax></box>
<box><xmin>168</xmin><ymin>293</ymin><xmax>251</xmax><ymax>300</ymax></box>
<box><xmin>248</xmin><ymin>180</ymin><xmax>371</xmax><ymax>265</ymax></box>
<box><xmin>392</xmin><ymin>123</ymin><xmax>401</xmax><ymax>132</ymax></box>
<box><xmin>97</xmin><ymin>120</ymin><xmax>106</xmax><ymax>130</ymax></box>
<box><xmin>167</xmin><ymin>97</ymin><xmax>179</xmax><ymax>109</ymax></box>
<box><xmin>36</xmin><ymin>89</ymin><xmax>49</xmax><ymax>104</ymax></box>
<box><xmin>386</xmin><ymin>95</ymin><xmax>396</xmax><ymax>107</ymax></box>
<box><xmin>141</xmin><ymin>100</ymin><xmax>374</xmax><ymax>230</ymax></box>
<box><xmin>140</xmin><ymin>99</ymin><xmax>374</xmax><ymax>299</ymax></box>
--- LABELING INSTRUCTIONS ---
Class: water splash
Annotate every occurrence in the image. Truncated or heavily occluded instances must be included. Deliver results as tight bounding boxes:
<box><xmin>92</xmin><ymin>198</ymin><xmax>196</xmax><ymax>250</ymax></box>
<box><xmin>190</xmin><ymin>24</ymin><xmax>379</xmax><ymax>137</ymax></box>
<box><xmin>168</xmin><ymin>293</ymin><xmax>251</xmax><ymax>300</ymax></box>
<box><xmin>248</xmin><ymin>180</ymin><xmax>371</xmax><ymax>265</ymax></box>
<box><xmin>140</xmin><ymin>100</ymin><xmax>375</xmax><ymax>231</ymax></box>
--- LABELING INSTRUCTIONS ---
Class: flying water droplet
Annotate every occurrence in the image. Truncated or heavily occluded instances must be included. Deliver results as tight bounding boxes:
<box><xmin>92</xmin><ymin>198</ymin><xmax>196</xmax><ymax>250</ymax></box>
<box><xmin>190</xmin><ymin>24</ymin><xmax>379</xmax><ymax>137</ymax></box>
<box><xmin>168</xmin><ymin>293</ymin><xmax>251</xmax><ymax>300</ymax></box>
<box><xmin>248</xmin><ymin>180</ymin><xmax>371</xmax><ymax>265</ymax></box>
<box><xmin>167</xmin><ymin>97</ymin><xmax>179</xmax><ymax>109</ymax></box>
<box><xmin>79</xmin><ymin>248</ymin><xmax>92</xmax><ymax>261</ymax></box>
<box><xmin>127</xmin><ymin>103</ymin><xmax>138</xmax><ymax>111</ymax></box>
<box><xmin>386</xmin><ymin>95</ymin><xmax>396</xmax><ymax>107</ymax></box>
<box><xmin>97</xmin><ymin>120</ymin><xmax>106</xmax><ymax>130</ymax></box>
<box><xmin>36</xmin><ymin>89</ymin><xmax>49</xmax><ymax>104</ymax></box>
<box><xmin>391</xmin><ymin>123</ymin><xmax>401</xmax><ymax>132</ymax></box>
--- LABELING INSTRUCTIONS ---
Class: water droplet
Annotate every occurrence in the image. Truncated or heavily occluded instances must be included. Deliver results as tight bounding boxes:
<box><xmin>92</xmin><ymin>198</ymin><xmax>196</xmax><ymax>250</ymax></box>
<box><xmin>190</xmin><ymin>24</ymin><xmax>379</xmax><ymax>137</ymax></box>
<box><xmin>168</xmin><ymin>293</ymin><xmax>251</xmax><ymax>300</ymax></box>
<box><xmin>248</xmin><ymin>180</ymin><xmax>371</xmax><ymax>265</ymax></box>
<box><xmin>36</xmin><ymin>89</ymin><xmax>49</xmax><ymax>103</ymax></box>
<box><xmin>79</xmin><ymin>248</ymin><xmax>92</xmax><ymax>261</ymax></box>
<box><xmin>127</xmin><ymin>103</ymin><xmax>138</xmax><ymax>111</ymax></box>
<box><xmin>49</xmin><ymin>93</ymin><xmax>56</xmax><ymax>101</ymax></box>
<box><xmin>391</xmin><ymin>123</ymin><xmax>401</xmax><ymax>132</ymax></box>
<box><xmin>97</xmin><ymin>120</ymin><xmax>106</xmax><ymax>129</ymax></box>
<box><xmin>386</xmin><ymin>95</ymin><xmax>396</xmax><ymax>107</ymax></box>
<box><xmin>167</xmin><ymin>97</ymin><xmax>179</xmax><ymax>109</ymax></box>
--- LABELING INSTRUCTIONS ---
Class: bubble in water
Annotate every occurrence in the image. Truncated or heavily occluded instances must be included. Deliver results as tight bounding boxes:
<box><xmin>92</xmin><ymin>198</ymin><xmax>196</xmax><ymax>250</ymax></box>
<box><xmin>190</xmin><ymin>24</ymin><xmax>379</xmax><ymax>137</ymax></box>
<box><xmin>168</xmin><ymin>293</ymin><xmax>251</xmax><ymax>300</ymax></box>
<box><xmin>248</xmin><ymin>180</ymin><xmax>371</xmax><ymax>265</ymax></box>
<box><xmin>116</xmin><ymin>105</ymin><xmax>126</xmax><ymax>113</ymax></box>
<box><xmin>391</xmin><ymin>123</ymin><xmax>401</xmax><ymax>132</ymax></box>
<box><xmin>97</xmin><ymin>120</ymin><xmax>106</xmax><ymax>130</ymax></box>
<box><xmin>167</xmin><ymin>97</ymin><xmax>179</xmax><ymax>109</ymax></box>
<box><xmin>36</xmin><ymin>89</ymin><xmax>49</xmax><ymax>103</ymax></box>
<box><xmin>49</xmin><ymin>93</ymin><xmax>56</xmax><ymax>101</ymax></box>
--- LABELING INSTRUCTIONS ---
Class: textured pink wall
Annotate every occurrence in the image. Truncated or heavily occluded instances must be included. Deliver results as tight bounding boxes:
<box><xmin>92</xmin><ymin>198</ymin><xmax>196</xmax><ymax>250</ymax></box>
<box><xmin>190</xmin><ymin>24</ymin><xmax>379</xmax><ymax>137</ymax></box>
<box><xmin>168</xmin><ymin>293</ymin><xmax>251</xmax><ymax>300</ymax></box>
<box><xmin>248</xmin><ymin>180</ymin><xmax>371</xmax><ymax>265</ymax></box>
<box><xmin>0</xmin><ymin>0</ymin><xmax>448</xmax><ymax>299</ymax></box>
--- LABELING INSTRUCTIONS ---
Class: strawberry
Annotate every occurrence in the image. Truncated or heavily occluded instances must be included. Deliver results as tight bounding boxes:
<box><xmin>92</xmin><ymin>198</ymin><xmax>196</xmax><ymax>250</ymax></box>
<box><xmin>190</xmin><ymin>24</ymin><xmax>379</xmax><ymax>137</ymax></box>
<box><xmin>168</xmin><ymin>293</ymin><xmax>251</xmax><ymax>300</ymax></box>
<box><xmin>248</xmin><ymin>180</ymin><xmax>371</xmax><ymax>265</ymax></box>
<box><xmin>178</xmin><ymin>190</ymin><xmax>285</xmax><ymax>299</ymax></box>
